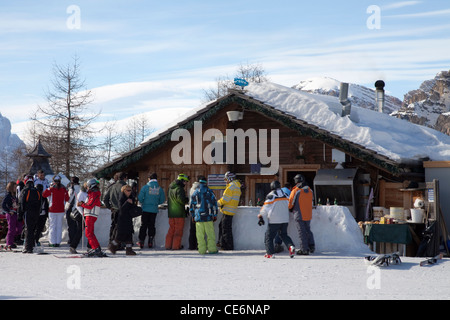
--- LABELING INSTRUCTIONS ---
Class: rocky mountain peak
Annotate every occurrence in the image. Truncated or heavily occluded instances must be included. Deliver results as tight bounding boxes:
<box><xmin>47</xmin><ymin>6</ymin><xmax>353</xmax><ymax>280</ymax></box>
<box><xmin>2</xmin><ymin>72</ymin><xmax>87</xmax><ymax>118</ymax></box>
<box><xmin>393</xmin><ymin>70</ymin><xmax>450</xmax><ymax>130</ymax></box>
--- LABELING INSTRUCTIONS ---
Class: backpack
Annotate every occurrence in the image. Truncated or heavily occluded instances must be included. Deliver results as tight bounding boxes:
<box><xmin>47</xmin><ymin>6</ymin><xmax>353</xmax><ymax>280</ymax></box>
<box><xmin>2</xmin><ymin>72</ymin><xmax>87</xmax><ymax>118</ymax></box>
<box><xmin>193</xmin><ymin>187</ymin><xmax>216</xmax><ymax>221</ymax></box>
<box><xmin>25</xmin><ymin>187</ymin><xmax>41</xmax><ymax>206</ymax></box>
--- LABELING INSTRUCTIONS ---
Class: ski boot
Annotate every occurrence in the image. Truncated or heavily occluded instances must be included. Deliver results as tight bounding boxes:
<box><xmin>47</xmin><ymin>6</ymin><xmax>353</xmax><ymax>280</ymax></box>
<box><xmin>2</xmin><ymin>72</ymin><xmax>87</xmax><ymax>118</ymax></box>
<box><xmin>136</xmin><ymin>241</ymin><xmax>144</xmax><ymax>249</ymax></box>
<box><xmin>126</xmin><ymin>246</ymin><xmax>137</xmax><ymax>256</ymax></box>
<box><xmin>108</xmin><ymin>241</ymin><xmax>119</xmax><ymax>254</ymax></box>
<box><xmin>86</xmin><ymin>247</ymin><xmax>107</xmax><ymax>258</ymax></box>
<box><xmin>148</xmin><ymin>236</ymin><xmax>154</xmax><ymax>249</ymax></box>
<box><xmin>289</xmin><ymin>246</ymin><xmax>295</xmax><ymax>258</ymax></box>
<box><xmin>296</xmin><ymin>250</ymin><xmax>309</xmax><ymax>256</ymax></box>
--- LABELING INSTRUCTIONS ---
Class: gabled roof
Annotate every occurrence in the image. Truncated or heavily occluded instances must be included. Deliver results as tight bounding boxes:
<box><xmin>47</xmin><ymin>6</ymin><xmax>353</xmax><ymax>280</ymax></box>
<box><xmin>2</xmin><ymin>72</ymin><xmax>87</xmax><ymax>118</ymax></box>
<box><xmin>93</xmin><ymin>82</ymin><xmax>450</xmax><ymax>179</ymax></box>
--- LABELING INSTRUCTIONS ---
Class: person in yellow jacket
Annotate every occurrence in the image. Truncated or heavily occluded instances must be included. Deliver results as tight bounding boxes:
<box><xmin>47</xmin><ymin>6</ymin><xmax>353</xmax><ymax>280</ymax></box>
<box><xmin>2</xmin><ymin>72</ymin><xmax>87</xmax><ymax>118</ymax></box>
<box><xmin>217</xmin><ymin>172</ymin><xmax>241</xmax><ymax>250</ymax></box>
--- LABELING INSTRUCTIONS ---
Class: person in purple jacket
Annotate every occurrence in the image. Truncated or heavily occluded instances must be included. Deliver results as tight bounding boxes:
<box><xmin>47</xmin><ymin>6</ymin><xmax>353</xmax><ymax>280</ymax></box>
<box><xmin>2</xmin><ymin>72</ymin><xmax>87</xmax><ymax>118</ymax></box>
<box><xmin>2</xmin><ymin>182</ymin><xmax>21</xmax><ymax>250</ymax></box>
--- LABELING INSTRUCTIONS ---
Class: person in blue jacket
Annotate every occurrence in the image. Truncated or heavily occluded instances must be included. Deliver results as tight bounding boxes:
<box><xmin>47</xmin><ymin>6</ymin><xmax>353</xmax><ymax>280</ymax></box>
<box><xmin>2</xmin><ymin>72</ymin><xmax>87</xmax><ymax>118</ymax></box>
<box><xmin>137</xmin><ymin>172</ymin><xmax>166</xmax><ymax>248</ymax></box>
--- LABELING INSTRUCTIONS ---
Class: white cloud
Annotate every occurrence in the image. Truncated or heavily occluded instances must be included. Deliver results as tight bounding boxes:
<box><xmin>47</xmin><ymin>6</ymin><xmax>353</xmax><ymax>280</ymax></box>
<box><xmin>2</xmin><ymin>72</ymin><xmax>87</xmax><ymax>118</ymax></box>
<box><xmin>381</xmin><ymin>1</ymin><xmax>422</xmax><ymax>11</ymax></box>
<box><xmin>386</xmin><ymin>8</ymin><xmax>450</xmax><ymax>18</ymax></box>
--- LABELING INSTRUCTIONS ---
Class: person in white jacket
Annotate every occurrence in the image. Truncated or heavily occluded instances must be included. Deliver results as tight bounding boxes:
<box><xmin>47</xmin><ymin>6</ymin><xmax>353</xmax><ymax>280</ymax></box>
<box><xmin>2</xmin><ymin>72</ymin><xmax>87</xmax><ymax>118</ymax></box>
<box><xmin>258</xmin><ymin>180</ymin><xmax>295</xmax><ymax>258</ymax></box>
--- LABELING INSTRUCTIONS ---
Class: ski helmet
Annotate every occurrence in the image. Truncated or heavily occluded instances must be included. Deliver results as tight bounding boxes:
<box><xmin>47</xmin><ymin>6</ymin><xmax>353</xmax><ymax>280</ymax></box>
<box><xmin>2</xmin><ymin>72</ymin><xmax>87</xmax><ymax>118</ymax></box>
<box><xmin>87</xmin><ymin>178</ymin><xmax>99</xmax><ymax>191</ymax></box>
<box><xmin>270</xmin><ymin>180</ymin><xmax>281</xmax><ymax>190</ymax></box>
<box><xmin>24</xmin><ymin>175</ymin><xmax>34</xmax><ymax>186</ymax></box>
<box><xmin>177</xmin><ymin>173</ymin><xmax>190</xmax><ymax>182</ymax></box>
<box><xmin>224</xmin><ymin>171</ymin><xmax>236</xmax><ymax>182</ymax></box>
<box><xmin>294</xmin><ymin>174</ymin><xmax>305</xmax><ymax>184</ymax></box>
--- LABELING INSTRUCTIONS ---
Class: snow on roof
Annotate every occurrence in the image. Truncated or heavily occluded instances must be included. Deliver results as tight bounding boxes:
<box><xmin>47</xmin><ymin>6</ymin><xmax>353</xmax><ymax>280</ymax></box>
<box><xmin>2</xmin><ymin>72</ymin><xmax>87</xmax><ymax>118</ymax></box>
<box><xmin>138</xmin><ymin>81</ymin><xmax>450</xmax><ymax>166</ymax></box>
<box><xmin>244</xmin><ymin>82</ymin><xmax>450</xmax><ymax>163</ymax></box>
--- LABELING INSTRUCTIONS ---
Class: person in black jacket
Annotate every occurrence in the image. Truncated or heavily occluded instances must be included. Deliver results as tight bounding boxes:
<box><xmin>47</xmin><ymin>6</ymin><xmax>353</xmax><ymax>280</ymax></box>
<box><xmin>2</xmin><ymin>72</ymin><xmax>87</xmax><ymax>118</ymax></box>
<box><xmin>35</xmin><ymin>184</ymin><xmax>49</xmax><ymax>248</ymax></box>
<box><xmin>18</xmin><ymin>175</ymin><xmax>42</xmax><ymax>254</ymax></box>
<box><xmin>108</xmin><ymin>185</ymin><xmax>142</xmax><ymax>255</ymax></box>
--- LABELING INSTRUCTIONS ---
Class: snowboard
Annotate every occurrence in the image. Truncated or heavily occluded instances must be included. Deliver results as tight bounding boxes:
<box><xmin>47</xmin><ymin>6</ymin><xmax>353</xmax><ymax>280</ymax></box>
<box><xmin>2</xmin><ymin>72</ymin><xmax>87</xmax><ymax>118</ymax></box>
<box><xmin>364</xmin><ymin>252</ymin><xmax>401</xmax><ymax>267</ymax></box>
<box><xmin>419</xmin><ymin>253</ymin><xmax>444</xmax><ymax>266</ymax></box>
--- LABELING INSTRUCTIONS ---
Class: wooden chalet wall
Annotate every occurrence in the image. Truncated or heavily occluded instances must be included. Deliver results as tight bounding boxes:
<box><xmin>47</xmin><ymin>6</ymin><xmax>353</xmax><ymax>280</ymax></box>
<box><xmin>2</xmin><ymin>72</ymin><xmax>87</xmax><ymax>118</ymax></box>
<box><xmin>122</xmin><ymin>101</ymin><xmax>386</xmax><ymax>219</ymax></box>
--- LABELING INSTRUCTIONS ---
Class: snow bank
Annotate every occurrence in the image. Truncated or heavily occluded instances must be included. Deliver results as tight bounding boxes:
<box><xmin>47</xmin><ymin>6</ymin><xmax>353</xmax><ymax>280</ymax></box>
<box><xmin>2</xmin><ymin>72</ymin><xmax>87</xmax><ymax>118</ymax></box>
<box><xmin>57</xmin><ymin>205</ymin><xmax>369</xmax><ymax>255</ymax></box>
<box><xmin>311</xmin><ymin>206</ymin><xmax>370</xmax><ymax>255</ymax></box>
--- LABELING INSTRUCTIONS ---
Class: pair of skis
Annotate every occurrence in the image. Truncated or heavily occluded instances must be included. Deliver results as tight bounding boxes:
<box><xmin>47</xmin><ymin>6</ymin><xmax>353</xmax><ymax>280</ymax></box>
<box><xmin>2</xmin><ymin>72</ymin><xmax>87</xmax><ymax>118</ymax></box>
<box><xmin>364</xmin><ymin>252</ymin><xmax>401</xmax><ymax>267</ymax></box>
<box><xmin>365</xmin><ymin>252</ymin><xmax>444</xmax><ymax>267</ymax></box>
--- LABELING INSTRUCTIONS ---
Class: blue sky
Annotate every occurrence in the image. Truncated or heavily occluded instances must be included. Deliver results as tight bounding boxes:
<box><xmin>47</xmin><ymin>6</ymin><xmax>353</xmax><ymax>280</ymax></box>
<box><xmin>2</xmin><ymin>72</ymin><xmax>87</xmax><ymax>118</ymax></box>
<box><xmin>2</xmin><ymin>0</ymin><xmax>450</xmax><ymax>141</ymax></box>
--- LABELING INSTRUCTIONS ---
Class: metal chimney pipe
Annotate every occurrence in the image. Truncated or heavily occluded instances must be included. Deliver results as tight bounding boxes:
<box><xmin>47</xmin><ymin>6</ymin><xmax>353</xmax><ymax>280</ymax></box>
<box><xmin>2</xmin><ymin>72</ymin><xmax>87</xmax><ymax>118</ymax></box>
<box><xmin>339</xmin><ymin>82</ymin><xmax>352</xmax><ymax>117</ymax></box>
<box><xmin>375</xmin><ymin>80</ymin><xmax>385</xmax><ymax>113</ymax></box>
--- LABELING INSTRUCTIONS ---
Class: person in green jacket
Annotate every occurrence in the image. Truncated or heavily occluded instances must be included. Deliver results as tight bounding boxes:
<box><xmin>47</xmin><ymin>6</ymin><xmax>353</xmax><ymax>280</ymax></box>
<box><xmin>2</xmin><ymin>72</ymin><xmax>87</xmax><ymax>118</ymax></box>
<box><xmin>165</xmin><ymin>174</ymin><xmax>189</xmax><ymax>250</ymax></box>
<box><xmin>137</xmin><ymin>172</ymin><xmax>165</xmax><ymax>248</ymax></box>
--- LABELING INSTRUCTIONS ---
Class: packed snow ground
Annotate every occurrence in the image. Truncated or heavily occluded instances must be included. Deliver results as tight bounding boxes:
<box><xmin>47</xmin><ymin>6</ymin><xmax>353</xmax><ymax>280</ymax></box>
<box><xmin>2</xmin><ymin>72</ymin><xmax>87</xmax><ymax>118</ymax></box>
<box><xmin>1</xmin><ymin>206</ymin><xmax>448</xmax><ymax>300</ymax></box>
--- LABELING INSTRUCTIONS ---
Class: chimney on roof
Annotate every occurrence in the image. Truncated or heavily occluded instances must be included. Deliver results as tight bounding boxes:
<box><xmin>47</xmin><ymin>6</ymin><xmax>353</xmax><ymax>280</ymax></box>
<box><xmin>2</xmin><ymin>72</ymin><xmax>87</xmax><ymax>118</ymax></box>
<box><xmin>375</xmin><ymin>80</ymin><xmax>385</xmax><ymax>113</ymax></box>
<box><xmin>339</xmin><ymin>82</ymin><xmax>352</xmax><ymax>117</ymax></box>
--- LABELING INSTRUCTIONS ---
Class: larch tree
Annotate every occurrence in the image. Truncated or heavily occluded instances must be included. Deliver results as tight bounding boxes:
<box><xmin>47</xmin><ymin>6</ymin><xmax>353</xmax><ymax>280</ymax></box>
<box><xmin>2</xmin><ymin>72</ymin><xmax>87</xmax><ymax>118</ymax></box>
<box><xmin>30</xmin><ymin>56</ymin><xmax>100</xmax><ymax>179</ymax></box>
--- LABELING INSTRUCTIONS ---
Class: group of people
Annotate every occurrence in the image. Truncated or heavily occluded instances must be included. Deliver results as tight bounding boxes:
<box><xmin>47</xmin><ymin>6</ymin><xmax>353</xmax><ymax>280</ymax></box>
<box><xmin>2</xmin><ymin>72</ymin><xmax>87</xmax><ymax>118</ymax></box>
<box><xmin>1</xmin><ymin>170</ymin><xmax>107</xmax><ymax>256</ymax></box>
<box><xmin>1</xmin><ymin>168</ymin><xmax>315</xmax><ymax>258</ymax></box>
<box><xmin>258</xmin><ymin>174</ymin><xmax>315</xmax><ymax>258</ymax></box>
<box><xmin>130</xmin><ymin>171</ymin><xmax>241</xmax><ymax>255</ymax></box>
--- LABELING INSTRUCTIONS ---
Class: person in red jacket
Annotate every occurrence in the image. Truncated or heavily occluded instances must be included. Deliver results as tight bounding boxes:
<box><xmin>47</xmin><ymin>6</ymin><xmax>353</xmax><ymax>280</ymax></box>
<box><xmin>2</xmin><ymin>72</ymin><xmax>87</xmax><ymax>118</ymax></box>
<box><xmin>42</xmin><ymin>175</ymin><xmax>69</xmax><ymax>247</ymax></box>
<box><xmin>78</xmin><ymin>178</ymin><xmax>106</xmax><ymax>257</ymax></box>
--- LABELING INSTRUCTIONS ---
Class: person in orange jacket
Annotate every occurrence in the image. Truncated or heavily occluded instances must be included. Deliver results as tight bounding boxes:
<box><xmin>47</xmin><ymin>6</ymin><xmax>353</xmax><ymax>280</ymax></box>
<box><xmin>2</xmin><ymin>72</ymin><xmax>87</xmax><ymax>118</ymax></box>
<box><xmin>288</xmin><ymin>174</ymin><xmax>315</xmax><ymax>255</ymax></box>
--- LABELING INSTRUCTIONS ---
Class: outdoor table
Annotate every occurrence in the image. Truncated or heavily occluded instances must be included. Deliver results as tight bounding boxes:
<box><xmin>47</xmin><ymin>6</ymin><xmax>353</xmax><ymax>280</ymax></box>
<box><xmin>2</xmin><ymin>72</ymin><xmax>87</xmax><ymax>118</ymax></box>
<box><xmin>365</xmin><ymin>223</ymin><xmax>413</xmax><ymax>256</ymax></box>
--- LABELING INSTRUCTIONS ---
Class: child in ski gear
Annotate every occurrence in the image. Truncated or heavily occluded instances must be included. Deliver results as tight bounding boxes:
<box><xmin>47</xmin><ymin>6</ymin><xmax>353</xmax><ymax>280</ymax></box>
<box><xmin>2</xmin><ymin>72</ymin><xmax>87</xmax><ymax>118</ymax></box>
<box><xmin>18</xmin><ymin>176</ymin><xmax>42</xmax><ymax>253</ymax></box>
<box><xmin>217</xmin><ymin>172</ymin><xmax>241</xmax><ymax>250</ymax></box>
<box><xmin>288</xmin><ymin>174</ymin><xmax>315</xmax><ymax>255</ymax></box>
<box><xmin>189</xmin><ymin>176</ymin><xmax>218</xmax><ymax>254</ymax></box>
<box><xmin>165</xmin><ymin>173</ymin><xmax>189</xmax><ymax>250</ymax></box>
<box><xmin>258</xmin><ymin>180</ymin><xmax>295</xmax><ymax>258</ymax></box>
<box><xmin>78</xmin><ymin>178</ymin><xmax>105</xmax><ymax>257</ymax></box>
<box><xmin>2</xmin><ymin>182</ymin><xmax>20</xmax><ymax>250</ymax></box>
<box><xmin>42</xmin><ymin>175</ymin><xmax>69</xmax><ymax>247</ymax></box>
<box><xmin>137</xmin><ymin>172</ymin><xmax>165</xmax><ymax>248</ymax></box>
<box><xmin>109</xmin><ymin>185</ymin><xmax>142</xmax><ymax>255</ymax></box>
